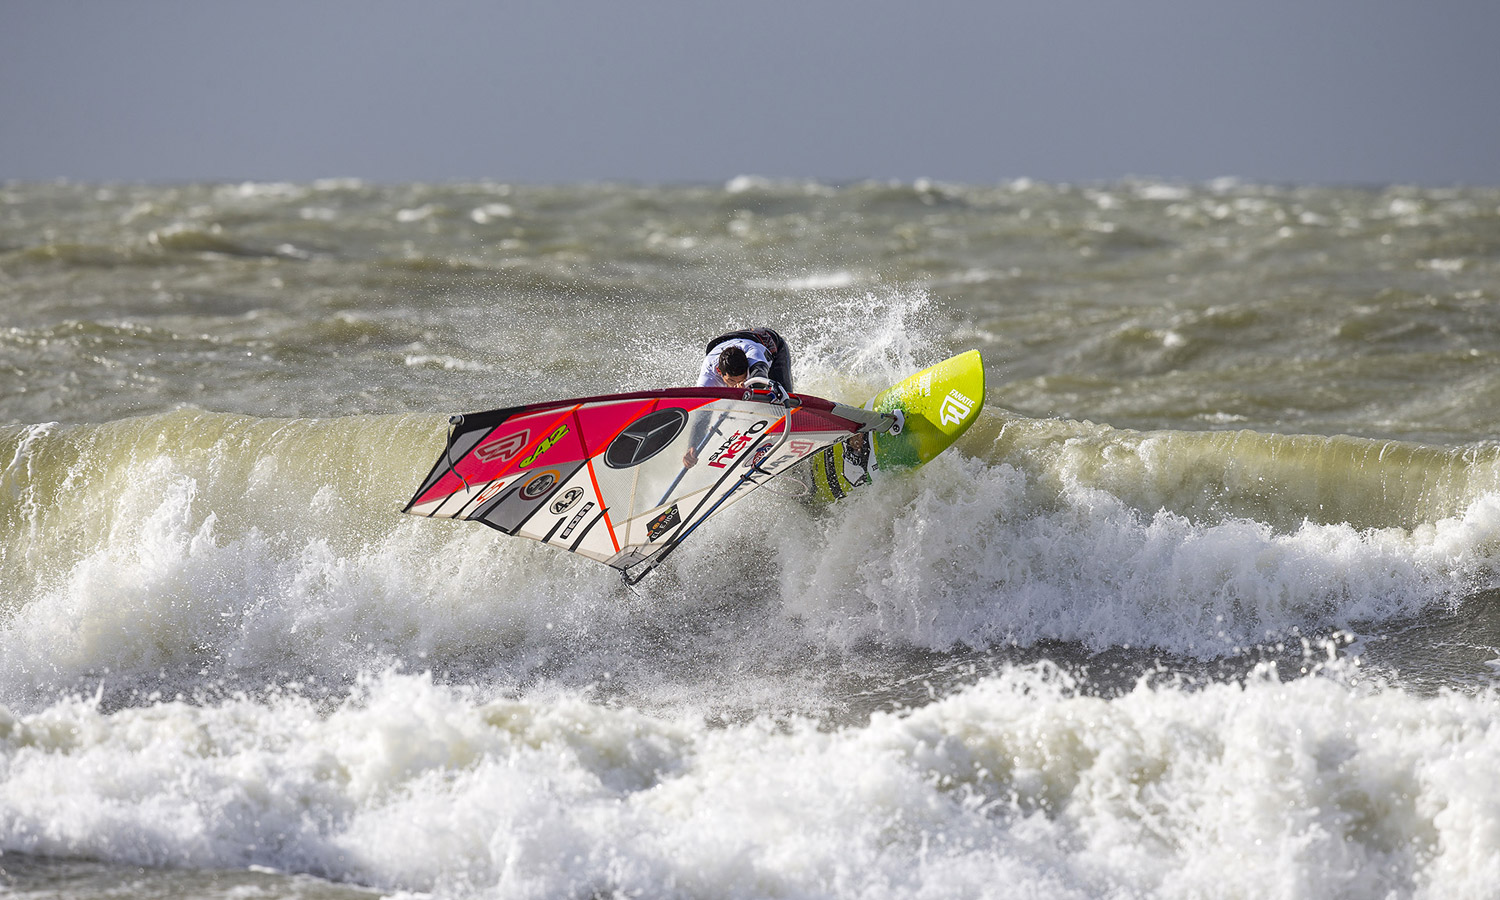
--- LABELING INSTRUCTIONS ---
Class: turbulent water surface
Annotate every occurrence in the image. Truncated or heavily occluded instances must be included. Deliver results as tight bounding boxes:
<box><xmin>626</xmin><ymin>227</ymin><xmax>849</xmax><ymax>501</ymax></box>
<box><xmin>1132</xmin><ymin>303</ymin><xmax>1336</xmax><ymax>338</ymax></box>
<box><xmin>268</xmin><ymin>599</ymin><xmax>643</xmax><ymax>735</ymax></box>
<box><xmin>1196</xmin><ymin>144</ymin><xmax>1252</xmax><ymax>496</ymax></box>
<box><xmin>3</xmin><ymin>178</ymin><xmax>1500</xmax><ymax>898</ymax></box>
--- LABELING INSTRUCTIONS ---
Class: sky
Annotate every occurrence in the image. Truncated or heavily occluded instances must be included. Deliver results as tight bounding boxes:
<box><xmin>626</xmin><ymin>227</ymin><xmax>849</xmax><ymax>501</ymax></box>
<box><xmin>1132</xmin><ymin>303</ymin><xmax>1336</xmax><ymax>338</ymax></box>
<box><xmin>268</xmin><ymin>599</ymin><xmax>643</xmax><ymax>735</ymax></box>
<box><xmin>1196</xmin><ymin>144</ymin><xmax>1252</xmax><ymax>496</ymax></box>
<box><xmin>3</xmin><ymin>0</ymin><xmax>1499</xmax><ymax>187</ymax></box>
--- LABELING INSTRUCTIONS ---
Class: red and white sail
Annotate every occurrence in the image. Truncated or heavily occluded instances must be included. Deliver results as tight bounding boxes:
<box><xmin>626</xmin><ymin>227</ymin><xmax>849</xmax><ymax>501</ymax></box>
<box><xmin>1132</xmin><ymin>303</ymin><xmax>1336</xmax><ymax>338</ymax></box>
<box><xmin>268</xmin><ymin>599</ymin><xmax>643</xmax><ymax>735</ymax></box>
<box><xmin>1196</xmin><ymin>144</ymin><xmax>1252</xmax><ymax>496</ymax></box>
<box><xmin>403</xmin><ymin>388</ymin><xmax>889</xmax><ymax>575</ymax></box>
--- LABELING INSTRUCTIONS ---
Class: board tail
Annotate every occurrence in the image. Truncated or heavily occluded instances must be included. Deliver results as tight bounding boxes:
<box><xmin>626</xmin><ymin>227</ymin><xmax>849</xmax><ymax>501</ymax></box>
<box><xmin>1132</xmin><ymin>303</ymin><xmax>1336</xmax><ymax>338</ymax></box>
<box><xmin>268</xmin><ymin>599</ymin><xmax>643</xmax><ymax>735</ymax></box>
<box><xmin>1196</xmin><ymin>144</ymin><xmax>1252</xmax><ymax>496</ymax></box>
<box><xmin>800</xmin><ymin>350</ymin><xmax>986</xmax><ymax>501</ymax></box>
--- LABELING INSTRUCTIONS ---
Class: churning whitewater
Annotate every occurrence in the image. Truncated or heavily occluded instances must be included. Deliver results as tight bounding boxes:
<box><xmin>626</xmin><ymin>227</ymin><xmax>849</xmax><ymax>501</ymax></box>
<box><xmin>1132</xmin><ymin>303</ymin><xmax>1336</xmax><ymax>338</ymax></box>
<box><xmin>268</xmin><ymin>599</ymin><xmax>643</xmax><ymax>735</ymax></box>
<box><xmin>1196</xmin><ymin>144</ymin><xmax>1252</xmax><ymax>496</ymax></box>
<box><xmin>3</xmin><ymin>178</ymin><xmax>1500</xmax><ymax>899</ymax></box>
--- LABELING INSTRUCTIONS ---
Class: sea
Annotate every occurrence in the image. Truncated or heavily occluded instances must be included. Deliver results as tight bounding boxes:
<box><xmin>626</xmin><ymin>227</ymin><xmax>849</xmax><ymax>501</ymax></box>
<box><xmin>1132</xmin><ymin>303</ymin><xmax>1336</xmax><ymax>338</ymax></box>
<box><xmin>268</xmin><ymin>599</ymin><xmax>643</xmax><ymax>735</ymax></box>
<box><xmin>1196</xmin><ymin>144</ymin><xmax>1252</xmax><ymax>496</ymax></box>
<box><xmin>3</xmin><ymin>177</ymin><xmax>1500</xmax><ymax>899</ymax></box>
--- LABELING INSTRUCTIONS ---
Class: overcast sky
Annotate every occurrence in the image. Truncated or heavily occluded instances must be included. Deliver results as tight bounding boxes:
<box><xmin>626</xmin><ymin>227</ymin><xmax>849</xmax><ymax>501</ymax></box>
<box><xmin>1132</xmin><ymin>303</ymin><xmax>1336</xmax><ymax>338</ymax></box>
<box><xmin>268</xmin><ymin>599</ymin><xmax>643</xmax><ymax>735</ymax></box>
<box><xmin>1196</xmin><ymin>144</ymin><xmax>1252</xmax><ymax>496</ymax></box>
<box><xmin>3</xmin><ymin>1</ymin><xmax>1498</xmax><ymax>187</ymax></box>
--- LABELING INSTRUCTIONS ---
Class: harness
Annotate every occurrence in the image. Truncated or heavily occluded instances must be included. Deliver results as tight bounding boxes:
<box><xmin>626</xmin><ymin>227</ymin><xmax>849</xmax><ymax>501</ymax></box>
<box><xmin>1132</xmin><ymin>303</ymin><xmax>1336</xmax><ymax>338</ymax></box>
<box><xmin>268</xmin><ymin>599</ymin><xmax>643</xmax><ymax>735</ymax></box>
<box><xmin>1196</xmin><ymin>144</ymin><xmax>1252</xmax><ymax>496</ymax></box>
<box><xmin>705</xmin><ymin>328</ymin><xmax>780</xmax><ymax>357</ymax></box>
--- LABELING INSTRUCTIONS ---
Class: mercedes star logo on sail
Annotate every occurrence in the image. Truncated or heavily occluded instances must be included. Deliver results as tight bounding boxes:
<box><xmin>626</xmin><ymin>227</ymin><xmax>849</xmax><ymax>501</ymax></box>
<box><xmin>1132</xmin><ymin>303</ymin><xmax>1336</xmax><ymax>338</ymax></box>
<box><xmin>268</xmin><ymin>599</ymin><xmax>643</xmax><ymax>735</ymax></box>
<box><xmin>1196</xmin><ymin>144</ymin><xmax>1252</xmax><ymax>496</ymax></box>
<box><xmin>605</xmin><ymin>408</ymin><xmax>689</xmax><ymax>468</ymax></box>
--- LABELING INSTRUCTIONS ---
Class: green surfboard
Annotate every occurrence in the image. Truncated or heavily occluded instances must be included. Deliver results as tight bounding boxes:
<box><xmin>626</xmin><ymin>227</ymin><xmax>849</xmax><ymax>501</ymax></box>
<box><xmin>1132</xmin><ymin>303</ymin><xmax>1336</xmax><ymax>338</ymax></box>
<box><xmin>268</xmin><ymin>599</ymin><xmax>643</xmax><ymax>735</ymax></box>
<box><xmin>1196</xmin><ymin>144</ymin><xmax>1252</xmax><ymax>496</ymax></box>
<box><xmin>806</xmin><ymin>350</ymin><xmax>986</xmax><ymax>500</ymax></box>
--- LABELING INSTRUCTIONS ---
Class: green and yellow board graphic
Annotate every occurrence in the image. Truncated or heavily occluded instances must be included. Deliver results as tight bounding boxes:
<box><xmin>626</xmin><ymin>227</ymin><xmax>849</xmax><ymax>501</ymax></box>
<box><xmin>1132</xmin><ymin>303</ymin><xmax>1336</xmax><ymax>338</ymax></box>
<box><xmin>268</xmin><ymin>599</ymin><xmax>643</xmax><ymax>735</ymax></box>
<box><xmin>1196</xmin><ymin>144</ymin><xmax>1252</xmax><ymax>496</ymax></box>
<box><xmin>808</xmin><ymin>350</ymin><xmax>985</xmax><ymax>500</ymax></box>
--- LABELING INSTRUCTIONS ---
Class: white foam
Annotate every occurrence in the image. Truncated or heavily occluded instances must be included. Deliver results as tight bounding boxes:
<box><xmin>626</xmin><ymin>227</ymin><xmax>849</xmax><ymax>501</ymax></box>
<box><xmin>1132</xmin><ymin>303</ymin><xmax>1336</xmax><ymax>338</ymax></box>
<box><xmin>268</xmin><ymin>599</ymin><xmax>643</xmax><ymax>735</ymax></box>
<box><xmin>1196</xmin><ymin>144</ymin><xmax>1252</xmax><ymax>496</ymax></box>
<box><xmin>4</xmin><ymin>402</ymin><xmax>1500</xmax><ymax>896</ymax></box>
<box><xmin>469</xmin><ymin>203</ymin><xmax>514</xmax><ymax>224</ymax></box>
<box><xmin>221</xmin><ymin>182</ymin><xmax>302</xmax><ymax>200</ymax></box>
<box><xmin>4</xmin><ymin>396</ymin><xmax>1491</xmax><ymax>708</ymax></box>
<box><xmin>402</xmin><ymin>354</ymin><xmax>490</xmax><ymax>372</ymax></box>
<box><xmin>1421</xmin><ymin>258</ymin><xmax>1466</xmax><ymax>273</ymax></box>
<box><xmin>311</xmin><ymin>178</ymin><xmax>366</xmax><ymax>192</ymax></box>
<box><xmin>776</xmin><ymin>452</ymin><xmax>1478</xmax><ymax>656</ymax></box>
<box><xmin>745</xmin><ymin>271</ymin><xmax>860</xmax><ymax>292</ymax></box>
<box><xmin>1134</xmin><ymin>183</ymin><xmax>1193</xmax><ymax>202</ymax></box>
<box><xmin>396</xmin><ymin>206</ymin><xmax>436</xmax><ymax>224</ymax></box>
<box><xmin>3</xmin><ymin>666</ymin><xmax>1498</xmax><ymax>898</ymax></box>
<box><xmin>723</xmin><ymin>175</ymin><xmax>835</xmax><ymax>196</ymax></box>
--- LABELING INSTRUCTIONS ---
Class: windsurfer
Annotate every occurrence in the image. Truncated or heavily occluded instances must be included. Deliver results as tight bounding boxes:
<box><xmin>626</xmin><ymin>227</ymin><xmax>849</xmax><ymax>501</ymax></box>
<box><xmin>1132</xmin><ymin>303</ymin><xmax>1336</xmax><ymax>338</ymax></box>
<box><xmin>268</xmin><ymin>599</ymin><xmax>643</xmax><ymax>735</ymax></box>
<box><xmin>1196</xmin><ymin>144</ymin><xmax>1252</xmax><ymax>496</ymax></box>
<box><xmin>683</xmin><ymin>327</ymin><xmax>793</xmax><ymax>467</ymax></box>
<box><xmin>694</xmin><ymin>327</ymin><xmax>793</xmax><ymax>392</ymax></box>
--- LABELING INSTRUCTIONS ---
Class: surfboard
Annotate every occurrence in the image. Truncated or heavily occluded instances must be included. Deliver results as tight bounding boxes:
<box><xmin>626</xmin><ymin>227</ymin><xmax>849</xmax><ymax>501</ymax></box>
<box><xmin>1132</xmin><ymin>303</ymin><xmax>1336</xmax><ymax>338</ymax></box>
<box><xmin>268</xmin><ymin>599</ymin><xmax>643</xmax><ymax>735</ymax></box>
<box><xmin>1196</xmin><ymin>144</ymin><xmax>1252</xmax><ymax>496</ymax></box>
<box><xmin>804</xmin><ymin>350</ymin><xmax>985</xmax><ymax>500</ymax></box>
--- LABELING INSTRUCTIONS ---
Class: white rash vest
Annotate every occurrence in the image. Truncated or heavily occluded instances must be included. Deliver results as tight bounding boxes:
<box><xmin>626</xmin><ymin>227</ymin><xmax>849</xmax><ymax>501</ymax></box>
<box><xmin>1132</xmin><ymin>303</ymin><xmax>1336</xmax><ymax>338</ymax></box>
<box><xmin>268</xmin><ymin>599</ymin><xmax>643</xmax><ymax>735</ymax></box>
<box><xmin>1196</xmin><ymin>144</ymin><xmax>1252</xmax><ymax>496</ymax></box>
<box><xmin>696</xmin><ymin>338</ymin><xmax>772</xmax><ymax>388</ymax></box>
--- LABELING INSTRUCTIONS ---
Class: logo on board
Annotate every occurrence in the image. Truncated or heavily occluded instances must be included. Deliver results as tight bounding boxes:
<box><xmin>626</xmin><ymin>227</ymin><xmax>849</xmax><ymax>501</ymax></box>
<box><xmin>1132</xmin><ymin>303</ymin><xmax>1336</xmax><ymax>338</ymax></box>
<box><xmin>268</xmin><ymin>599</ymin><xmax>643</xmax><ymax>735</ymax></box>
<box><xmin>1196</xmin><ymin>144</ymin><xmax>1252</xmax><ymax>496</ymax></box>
<box><xmin>939</xmin><ymin>390</ymin><xmax>974</xmax><ymax>427</ymax></box>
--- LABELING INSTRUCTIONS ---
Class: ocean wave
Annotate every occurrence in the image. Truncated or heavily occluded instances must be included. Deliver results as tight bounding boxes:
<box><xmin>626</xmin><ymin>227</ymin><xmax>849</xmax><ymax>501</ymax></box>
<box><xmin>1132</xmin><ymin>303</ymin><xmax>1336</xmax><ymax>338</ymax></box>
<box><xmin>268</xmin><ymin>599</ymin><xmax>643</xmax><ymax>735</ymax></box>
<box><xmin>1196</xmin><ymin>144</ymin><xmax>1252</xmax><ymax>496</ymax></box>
<box><xmin>3</xmin><ymin>403</ymin><xmax>1498</xmax><ymax>707</ymax></box>
<box><xmin>979</xmin><ymin>413</ymin><xmax>1500</xmax><ymax>532</ymax></box>
<box><xmin>776</xmin><ymin>451</ymin><xmax>1492</xmax><ymax>658</ymax></box>
<box><xmin>2</xmin><ymin>665</ymin><xmax>1497</xmax><ymax>898</ymax></box>
<box><xmin>2</xmin><ymin>229</ymin><xmax>307</xmax><ymax>270</ymax></box>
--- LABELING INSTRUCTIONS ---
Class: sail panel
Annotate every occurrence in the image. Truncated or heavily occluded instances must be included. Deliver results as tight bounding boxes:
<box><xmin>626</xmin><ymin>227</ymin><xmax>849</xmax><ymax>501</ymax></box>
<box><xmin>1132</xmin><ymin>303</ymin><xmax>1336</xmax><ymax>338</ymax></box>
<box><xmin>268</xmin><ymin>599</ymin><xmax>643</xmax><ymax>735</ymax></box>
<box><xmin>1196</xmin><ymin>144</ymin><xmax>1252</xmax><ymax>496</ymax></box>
<box><xmin>404</xmin><ymin>388</ymin><xmax>885</xmax><ymax>573</ymax></box>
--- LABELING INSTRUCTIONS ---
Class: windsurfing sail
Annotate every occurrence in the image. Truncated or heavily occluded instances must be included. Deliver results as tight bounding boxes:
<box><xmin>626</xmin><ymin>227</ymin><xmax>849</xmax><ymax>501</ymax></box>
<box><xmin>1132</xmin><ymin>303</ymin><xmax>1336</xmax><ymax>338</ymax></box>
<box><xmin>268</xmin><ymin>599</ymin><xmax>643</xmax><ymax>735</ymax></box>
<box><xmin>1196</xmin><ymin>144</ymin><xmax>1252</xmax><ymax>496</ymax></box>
<box><xmin>402</xmin><ymin>387</ymin><xmax>893</xmax><ymax>581</ymax></box>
